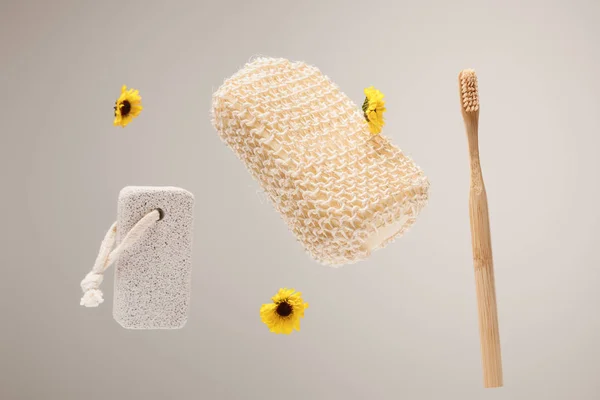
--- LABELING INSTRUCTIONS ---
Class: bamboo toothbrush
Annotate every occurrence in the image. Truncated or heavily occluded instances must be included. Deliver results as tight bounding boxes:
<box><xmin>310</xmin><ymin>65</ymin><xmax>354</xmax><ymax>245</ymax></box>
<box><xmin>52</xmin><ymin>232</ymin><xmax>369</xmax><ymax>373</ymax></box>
<box><xmin>458</xmin><ymin>69</ymin><xmax>503</xmax><ymax>388</ymax></box>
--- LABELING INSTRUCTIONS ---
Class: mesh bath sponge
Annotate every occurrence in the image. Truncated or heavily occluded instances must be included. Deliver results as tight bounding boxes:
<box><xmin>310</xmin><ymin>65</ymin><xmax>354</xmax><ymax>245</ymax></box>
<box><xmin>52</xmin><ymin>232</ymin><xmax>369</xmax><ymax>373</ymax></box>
<box><xmin>212</xmin><ymin>57</ymin><xmax>429</xmax><ymax>266</ymax></box>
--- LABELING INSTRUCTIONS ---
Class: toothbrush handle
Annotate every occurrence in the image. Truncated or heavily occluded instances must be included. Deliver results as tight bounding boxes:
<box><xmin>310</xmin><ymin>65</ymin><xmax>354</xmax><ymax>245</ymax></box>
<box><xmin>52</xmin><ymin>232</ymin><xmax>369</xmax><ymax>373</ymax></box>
<box><xmin>469</xmin><ymin>164</ymin><xmax>503</xmax><ymax>388</ymax></box>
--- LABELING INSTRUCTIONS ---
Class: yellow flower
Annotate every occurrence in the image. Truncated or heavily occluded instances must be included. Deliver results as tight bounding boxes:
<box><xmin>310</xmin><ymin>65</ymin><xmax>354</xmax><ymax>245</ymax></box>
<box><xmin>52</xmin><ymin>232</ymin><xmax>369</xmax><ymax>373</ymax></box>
<box><xmin>260</xmin><ymin>288</ymin><xmax>308</xmax><ymax>334</ymax></box>
<box><xmin>362</xmin><ymin>86</ymin><xmax>386</xmax><ymax>135</ymax></box>
<box><xmin>113</xmin><ymin>85</ymin><xmax>143</xmax><ymax>127</ymax></box>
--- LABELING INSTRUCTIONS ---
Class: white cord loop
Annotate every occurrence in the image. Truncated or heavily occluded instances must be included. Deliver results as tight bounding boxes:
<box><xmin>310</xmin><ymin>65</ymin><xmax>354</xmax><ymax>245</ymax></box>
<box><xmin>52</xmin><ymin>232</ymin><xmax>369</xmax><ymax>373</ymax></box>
<box><xmin>80</xmin><ymin>209</ymin><xmax>162</xmax><ymax>307</ymax></box>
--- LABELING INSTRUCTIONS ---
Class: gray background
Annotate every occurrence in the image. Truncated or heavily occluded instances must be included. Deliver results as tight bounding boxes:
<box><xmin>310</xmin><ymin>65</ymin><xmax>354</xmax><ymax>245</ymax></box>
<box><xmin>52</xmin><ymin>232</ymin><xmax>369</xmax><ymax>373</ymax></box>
<box><xmin>1</xmin><ymin>0</ymin><xmax>599</xmax><ymax>399</ymax></box>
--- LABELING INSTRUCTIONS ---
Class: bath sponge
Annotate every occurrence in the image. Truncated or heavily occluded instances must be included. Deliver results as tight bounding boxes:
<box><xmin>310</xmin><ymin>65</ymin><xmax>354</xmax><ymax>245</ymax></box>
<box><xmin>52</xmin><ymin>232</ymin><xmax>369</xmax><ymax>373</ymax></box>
<box><xmin>212</xmin><ymin>57</ymin><xmax>429</xmax><ymax>266</ymax></box>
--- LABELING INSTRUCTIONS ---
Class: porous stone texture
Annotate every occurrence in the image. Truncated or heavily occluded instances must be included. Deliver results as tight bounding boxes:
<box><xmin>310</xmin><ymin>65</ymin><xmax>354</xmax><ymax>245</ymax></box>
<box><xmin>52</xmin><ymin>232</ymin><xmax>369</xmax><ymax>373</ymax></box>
<box><xmin>212</xmin><ymin>57</ymin><xmax>430</xmax><ymax>266</ymax></box>
<box><xmin>113</xmin><ymin>186</ymin><xmax>195</xmax><ymax>329</ymax></box>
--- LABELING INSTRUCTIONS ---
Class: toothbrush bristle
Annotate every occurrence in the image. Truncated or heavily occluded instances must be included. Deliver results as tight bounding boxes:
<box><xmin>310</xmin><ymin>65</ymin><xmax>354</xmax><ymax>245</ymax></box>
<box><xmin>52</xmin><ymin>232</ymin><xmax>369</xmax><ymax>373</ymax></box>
<box><xmin>460</xmin><ymin>69</ymin><xmax>479</xmax><ymax>112</ymax></box>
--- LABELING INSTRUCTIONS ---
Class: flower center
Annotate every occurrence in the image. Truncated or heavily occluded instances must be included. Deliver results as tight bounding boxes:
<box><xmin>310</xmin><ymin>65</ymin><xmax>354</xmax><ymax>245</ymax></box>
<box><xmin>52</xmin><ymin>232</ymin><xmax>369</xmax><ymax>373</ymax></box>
<box><xmin>362</xmin><ymin>97</ymin><xmax>369</xmax><ymax>121</ymax></box>
<box><xmin>120</xmin><ymin>100</ymin><xmax>132</xmax><ymax>117</ymax></box>
<box><xmin>276</xmin><ymin>301</ymin><xmax>293</xmax><ymax>317</ymax></box>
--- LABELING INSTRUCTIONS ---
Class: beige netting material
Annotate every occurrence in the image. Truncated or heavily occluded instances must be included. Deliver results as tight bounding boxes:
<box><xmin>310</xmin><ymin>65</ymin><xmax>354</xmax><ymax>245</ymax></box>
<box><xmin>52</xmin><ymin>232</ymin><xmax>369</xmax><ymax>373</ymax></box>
<box><xmin>212</xmin><ymin>57</ymin><xmax>429</xmax><ymax>266</ymax></box>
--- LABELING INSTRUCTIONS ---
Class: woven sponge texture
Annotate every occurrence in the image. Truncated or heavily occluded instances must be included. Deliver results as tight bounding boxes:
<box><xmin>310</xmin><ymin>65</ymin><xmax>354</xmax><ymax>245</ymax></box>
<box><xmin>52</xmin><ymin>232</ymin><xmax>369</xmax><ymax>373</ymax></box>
<box><xmin>212</xmin><ymin>58</ymin><xmax>429</xmax><ymax>266</ymax></box>
<box><xmin>113</xmin><ymin>186</ymin><xmax>195</xmax><ymax>329</ymax></box>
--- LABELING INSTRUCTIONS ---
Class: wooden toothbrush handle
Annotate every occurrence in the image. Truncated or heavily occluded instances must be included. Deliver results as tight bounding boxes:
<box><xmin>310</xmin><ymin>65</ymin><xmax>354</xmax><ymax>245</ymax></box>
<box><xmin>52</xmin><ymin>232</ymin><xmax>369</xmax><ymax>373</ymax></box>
<box><xmin>469</xmin><ymin>162</ymin><xmax>503</xmax><ymax>388</ymax></box>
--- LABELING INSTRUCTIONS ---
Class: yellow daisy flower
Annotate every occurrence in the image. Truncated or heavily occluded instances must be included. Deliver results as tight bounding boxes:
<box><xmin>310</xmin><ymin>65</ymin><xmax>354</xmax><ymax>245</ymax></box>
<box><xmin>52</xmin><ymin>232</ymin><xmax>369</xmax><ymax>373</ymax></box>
<box><xmin>260</xmin><ymin>288</ymin><xmax>308</xmax><ymax>334</ymax></box>
<box><xmin>362</xmin><ymin>86</ymin><xmax>386</xmax><ymax>135</ymax></box>
<box><xmin>113</xmin><ymin>85</ymin><xmax>143</xmax><ymax>127</ymax></box>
